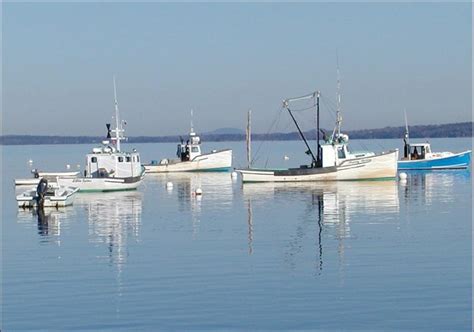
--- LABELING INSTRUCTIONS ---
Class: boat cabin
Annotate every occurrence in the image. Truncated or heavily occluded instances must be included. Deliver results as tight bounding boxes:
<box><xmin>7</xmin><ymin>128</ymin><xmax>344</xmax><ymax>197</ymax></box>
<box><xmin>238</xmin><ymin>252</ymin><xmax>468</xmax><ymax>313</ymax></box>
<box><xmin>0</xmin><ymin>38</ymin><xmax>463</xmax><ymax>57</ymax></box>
<box><xmin>176</xmin><ymin>132</ymin><xmax>202</xmax><ymax>162</ymax></box>
<box><xmin>320</xmin><ymin>143</ymin><xmax>374</xmax><ymax>167</ymax></box>
<box><xmin>403</xmin><ymin>143</ymin><xmax>431</xmax><ymax>161</ymax></box>
<box><xmin>85</xmin><ymin>140</ymin><xmax>142</xmax><ymax>178</ymax></box>
<box><xmin>317</xmin><ymin>133</ymin><xmax>375</xmax><ymax>168</ymax></box>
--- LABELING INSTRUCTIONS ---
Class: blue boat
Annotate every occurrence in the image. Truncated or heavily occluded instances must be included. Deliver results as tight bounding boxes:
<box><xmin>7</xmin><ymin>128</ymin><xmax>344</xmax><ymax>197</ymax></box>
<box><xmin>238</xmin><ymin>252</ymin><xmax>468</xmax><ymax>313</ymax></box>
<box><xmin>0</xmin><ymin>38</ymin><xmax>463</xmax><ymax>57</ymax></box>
<box><xmin>398</xmin><ymin>111</ymin><xmax>471</xmax><ymax>170</ymax></box>
<box><xmin>398</xmin><ymin>143</ymin><xmax>471</xmax><ymax>170</ymax></box>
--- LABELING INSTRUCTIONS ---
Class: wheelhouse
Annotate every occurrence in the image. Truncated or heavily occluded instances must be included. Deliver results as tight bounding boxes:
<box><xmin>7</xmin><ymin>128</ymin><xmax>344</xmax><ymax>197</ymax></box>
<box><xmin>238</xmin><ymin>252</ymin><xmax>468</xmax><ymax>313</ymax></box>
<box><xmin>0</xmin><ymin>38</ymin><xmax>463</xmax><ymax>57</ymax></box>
<box><xmin>403</xmin><ymin>143</ymin><xmax>431</xmax><ymax>160</ymax></box>
<box><xmin>176</xmin><ymin>132</ymin><xmax>202</xmax><ymax>162</ymax></box>
<box><xmin>86</xmin><ymin>140</ymin><xmax>142</xmax><ymax>178</ymax></box>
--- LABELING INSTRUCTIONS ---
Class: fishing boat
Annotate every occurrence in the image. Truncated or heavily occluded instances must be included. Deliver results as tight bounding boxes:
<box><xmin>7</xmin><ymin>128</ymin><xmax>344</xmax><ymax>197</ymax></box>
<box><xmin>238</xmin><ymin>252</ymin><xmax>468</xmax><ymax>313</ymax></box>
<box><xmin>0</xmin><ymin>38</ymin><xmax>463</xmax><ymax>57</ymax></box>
<box><xmin>57</xmin><ymin>78</ymin><xmax>145</xmax><ymax>192</ymax></box>
<box><xmin>144</xmin><ymin>112</ymin><xmax>232</xmax><ymax>173</ymax></box>
<box><xmin>237</xmin><ymin>90</ymin><xmax>398</xmax><ymax>182</ymax></box>
<box><xmin>17</xmin><ymin>179</ymin><xmax>79</xmax><ymax>208</ymax></box>
<box><xmin>398</xmin><ymin>112</ymin><xmax>471</xmax><ymax>170</ymax></box>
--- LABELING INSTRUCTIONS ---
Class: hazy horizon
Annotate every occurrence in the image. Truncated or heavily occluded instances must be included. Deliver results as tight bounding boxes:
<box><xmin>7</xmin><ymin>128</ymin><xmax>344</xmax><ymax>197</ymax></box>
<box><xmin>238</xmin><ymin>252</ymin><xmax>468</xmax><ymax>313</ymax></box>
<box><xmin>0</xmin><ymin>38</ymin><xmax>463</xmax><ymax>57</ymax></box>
<box><xmin>2</xmin><ymin>120</ymin><xmax>472</xmax><ymax>137</ymax></box>
<box><xmin>3</xmin><ymin>2</ymin><xmax>472</xmax><ymax>136</ymax></box>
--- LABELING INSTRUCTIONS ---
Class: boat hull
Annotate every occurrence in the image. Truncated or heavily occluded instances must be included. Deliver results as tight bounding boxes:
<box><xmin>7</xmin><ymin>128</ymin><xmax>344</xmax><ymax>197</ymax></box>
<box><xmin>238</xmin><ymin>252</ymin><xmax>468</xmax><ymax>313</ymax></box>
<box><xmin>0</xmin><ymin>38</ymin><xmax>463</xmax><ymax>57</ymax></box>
<box><xmin>17</xmin><ymin>188</ymin><xmax>79</xmax><ymax>208</ymax></box>
<box><xmin>398</xmin><ymin>150</ymin><xmax>471</xmax><ymax>170</ymax></box>
<box><xmin>145</xmin><ymin>149</ymin><xmax>232</xmax><ymax>173</ymax></box>
<box><xmin>15</xmin><ymin>171</ymin><xmax>79</xmax><ymax>186</ymax></box>
<box><xmin>57</xmin><ymin>170</ymin><xmax>145</xmax><ymax>192</ymax></box>
<box><xmin>238</xmin><ymin>150</ymin><xmax>398</xmax><ymax>183</ymax></box>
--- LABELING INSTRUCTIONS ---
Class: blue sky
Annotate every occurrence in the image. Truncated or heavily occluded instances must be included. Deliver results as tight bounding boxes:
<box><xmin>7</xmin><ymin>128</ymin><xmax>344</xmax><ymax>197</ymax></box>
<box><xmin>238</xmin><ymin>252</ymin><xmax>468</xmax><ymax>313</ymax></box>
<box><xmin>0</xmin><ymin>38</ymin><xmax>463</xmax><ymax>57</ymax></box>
<box><xmin>3</xmin><ymin>2</ymin><xmax>472</xmax><ymax>136</ymax></box>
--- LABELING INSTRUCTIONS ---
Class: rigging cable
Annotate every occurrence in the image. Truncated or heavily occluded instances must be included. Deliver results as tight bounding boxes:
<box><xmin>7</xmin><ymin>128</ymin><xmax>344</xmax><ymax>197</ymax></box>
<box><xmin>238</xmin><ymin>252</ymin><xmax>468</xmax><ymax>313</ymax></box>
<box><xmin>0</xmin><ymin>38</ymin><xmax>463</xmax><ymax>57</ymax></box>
<box><xmin>250</xmin><ymin>107</ymin><xmax>285</xmax><ymax>166</ymax></box>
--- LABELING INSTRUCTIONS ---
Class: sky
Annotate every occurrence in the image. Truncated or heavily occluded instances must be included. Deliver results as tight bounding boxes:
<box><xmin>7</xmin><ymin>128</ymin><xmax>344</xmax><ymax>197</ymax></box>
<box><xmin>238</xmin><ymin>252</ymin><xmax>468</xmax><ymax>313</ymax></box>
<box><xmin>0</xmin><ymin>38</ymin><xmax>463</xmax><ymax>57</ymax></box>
<box><xmin>2</xmin><ymin>2</ymin><xmax>472</xmax><ymax>136</ymax></box>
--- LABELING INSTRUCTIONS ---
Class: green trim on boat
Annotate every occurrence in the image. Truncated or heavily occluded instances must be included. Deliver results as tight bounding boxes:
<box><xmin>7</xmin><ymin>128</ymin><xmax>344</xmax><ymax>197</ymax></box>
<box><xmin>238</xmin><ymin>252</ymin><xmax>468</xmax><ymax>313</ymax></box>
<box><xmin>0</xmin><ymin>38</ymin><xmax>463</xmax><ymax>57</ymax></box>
<box><xmin>339</xmin><ymin>177</ymin><xmax>397</xmax><ymax>182</ymax></box>
<box><xmin>188</xmin><ymin>167</ymin><xmax>231</xmax><ymax>172</ymax></box>
<box><xmin>77</xmin><ymin>188</ymin><xmax>138</xmax><ymax>193</ymax></box>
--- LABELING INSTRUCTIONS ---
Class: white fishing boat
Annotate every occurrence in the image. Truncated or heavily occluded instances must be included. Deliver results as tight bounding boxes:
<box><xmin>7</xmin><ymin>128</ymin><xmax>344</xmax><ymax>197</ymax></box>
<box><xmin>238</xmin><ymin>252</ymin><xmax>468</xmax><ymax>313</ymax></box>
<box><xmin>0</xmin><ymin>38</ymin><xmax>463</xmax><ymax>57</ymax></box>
<box><xmin>17</xmin><ymin>179</ymin><xmax>79</xmax><ymax>208</ymax></box>
<box><xmin>145</xmin><ymin>113</ymin><xmax>232</xmax><ymax>173</ymax></box>
<box><xmin>57</xmin><ymin>78</ymin><xmax>145</xmax><ymax>192</ymax></box>
<box><xmin>237</xmin><ymin>90</ymin><xmax>398</xmax><ymax>182</ymax></box>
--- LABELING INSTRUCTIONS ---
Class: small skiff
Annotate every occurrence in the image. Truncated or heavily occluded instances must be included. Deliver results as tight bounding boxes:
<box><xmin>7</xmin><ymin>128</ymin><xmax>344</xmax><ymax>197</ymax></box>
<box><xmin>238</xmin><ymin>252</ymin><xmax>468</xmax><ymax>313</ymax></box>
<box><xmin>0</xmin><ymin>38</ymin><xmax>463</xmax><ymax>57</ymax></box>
<box><xmin>17</xmin><ymin>185</ymin><xmax>79</xmax><ymax>208</ymax></box>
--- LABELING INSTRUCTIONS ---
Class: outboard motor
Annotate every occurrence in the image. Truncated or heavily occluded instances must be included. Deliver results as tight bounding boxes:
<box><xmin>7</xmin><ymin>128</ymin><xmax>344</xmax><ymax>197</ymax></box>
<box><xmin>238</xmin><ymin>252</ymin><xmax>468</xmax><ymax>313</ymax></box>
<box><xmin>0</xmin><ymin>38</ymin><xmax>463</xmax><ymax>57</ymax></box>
<box><xmin>36</xmin><ymin>178</ymin><xmax>48</xmax><ymax>208</ymax></box>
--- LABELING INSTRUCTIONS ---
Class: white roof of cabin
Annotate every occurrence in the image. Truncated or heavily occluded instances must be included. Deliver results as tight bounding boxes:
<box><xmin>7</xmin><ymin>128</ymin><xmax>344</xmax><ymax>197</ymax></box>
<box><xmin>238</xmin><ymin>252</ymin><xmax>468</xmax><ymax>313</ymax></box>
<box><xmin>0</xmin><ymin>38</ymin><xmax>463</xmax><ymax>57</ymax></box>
<box><xmin>410</xmin><ymin>143</ymin><xmax>431</xmax><ymax>147</ymax></box>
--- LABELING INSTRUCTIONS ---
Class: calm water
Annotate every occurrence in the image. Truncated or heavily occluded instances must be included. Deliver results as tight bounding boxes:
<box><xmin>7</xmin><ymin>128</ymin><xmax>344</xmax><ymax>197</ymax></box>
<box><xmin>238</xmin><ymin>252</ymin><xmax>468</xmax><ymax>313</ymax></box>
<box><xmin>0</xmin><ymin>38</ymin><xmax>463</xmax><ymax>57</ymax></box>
<box><xmin>1</xmin><ymin>138</ymin><xmax>472</xmax><ymax>330</ymax></box>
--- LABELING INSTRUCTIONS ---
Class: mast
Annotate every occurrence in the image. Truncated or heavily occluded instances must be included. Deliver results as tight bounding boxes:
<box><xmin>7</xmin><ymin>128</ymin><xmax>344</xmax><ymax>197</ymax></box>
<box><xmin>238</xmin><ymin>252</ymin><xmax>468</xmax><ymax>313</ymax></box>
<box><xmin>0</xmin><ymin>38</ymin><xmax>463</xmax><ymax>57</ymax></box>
<box><xmin>246</xmin><ymin>109</ymin><xmax>252</xmax><ymax>168</ymax></box>
<box><xmin>190</xmin><ymin>109</ymin><xmax>194</xmax><ymax>135</ymax></box>
<box><xmin>404</xmin><ymin>108</ymin><xmax>410</xmax><ymax>143</ymax></box>
<box><xmin>316</xmin><ymin>91</ymin><xmax>321</xmax><ymax>165</ymax></box>
<box><xmin>333</xmin><ymin>54</ymin><xmax>342</xmax><ymax>141</ymax></box>
<box><xmin>112</xmin><ymin>76</ymin><xmax>123</xmax><ymax>152</ymax></box>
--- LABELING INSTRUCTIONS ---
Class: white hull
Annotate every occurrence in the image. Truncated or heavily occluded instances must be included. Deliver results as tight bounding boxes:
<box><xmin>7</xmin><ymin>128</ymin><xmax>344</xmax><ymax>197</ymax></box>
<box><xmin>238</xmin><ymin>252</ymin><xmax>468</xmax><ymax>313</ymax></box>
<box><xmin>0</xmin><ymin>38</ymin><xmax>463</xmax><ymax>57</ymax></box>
<box><xmin>17</xmin><ymin>187</ymin><xmax>79</xmax><ymax>208</ymax></box>
<box><xmin>15</xmin><ymin>178</ymin><xmax>50</xmax><ymax>186</ymax></box>
<box><xmin>238</xmin><ymin>150</ymin><xmax>398</xmax><ymax>182</ymax></box>
<box><xmin>15</xmin><ymin>171</ymin><xmax>79</xmax><ymax>186</ymax></box>
<box><xmin>145</xmin><ymin>149</ymin><xmax>232</xmax><ymax>173</ymax></box>
<box><xmin>58</xmin><ymin>174</ymin><xmax>144</xmax><ymax>192</ymax></box>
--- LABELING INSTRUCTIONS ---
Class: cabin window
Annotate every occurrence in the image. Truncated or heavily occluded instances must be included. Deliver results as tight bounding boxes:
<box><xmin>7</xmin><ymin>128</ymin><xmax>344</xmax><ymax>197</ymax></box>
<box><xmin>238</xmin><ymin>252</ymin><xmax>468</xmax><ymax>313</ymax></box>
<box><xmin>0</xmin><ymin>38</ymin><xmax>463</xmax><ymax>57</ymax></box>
<box><xmin>191</xmin><ymin>147</ymin><xmax>199</xmax><ymax>153</ymax></box>
<box><xmin>337</xmin><ymin>148</ymin><xmax>346</xmax><ymax>159</ymax></box>
<box><xmin>118</xmin><ymin>157</ymin><xmax>124</xmax><ymax>162</ymax></box>
<box><xmin>126</xmin><ymin>156</ymin><xmax>131</xmax><ymax>162</ymax></box>
<box><xmin>137</xmin><ymin>156</ymin><xmax>140</xmax><ymax>162</ymax></box>
<box><xmin>411</xmin><ymin>147</ymin><xmax>421</xmax><ymax>160</ymax></box>
<box><xmin>91</xmin><ymin>157</ymin><xmax>97</xmax><ymax>163</ymax></box>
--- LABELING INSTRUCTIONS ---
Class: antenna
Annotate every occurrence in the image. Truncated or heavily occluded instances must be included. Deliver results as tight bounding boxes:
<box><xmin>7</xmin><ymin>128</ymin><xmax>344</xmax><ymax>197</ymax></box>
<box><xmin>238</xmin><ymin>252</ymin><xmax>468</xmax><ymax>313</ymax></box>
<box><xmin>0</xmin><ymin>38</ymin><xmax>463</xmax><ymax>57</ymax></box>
<box><xmin>404</xmin><ymin>108</ymin><xmax>410</xmax><ymax>143</ymax></box>
<box><xmin>112</xmin><ymin>76</ymin><xmax>124</xmax><ymax>151</ymax></box>
<box><xmin>190</xmin><ymin>109</ymin><xmax>194</xmax><ymax>134</ymax></box>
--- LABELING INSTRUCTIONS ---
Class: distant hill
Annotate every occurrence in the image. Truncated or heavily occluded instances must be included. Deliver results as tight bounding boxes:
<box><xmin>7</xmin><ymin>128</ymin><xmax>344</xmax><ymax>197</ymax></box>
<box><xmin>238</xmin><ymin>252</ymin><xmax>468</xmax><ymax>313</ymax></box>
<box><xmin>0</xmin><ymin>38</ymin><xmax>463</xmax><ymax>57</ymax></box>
<box><xmin>204</xmin><ymin>127</ymin><xmax>245</xmax><ymax>135</ymax></box>
<box><xmin>1</xmin><ymin>122</ymin><xmax>472</xmax><ymax>145</ymax></box>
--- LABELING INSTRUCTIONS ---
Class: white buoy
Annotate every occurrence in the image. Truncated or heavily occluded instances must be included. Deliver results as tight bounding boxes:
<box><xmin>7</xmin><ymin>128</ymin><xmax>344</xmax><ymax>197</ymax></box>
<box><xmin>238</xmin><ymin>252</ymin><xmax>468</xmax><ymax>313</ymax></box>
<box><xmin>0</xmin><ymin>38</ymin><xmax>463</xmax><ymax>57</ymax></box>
<box><xmin>284</xmin><ymin>155</ymin><xmax>289</xmax><ymax>160</ymax></box>
<box><xmin>195</xmin><ymin>188</ymin><xmax>203</xmax><ymax>195</ymax></box>
<box><xmin>399</xmin><ymin>172</ymin><xmax>407</xmax><ymax>180</ymax></box>
<box><xmin>66</xmin><ymin>164</ymin><xmax>71</xmax><ymax>169</ymax></box>
<box><xmin>231</xmin><ymin>171</ymin><xmax>238</xmax><ymax>179</ymax></box>
<box><xmin>166</xmin><ymin>182</ymin><xmax>173</xmax><ymax>189</ymax></box>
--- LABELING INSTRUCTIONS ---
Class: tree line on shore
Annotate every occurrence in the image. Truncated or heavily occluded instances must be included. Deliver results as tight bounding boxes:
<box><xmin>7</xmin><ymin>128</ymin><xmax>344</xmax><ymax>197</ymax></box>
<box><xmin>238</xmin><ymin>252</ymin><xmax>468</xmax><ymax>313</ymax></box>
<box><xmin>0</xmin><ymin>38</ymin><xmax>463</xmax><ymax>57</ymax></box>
<box><xmin>1</xmin><ymin>122</ymin><xmax>472</xmax><ymax>145</ymax></box>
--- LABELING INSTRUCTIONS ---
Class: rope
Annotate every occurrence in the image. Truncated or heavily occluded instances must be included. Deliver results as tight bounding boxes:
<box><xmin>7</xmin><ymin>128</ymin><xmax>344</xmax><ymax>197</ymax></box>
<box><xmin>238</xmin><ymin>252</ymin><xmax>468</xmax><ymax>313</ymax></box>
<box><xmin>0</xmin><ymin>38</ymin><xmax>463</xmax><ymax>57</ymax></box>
<box><xmin>251</xmin><ymin>107</ymin><xmax>284</xmax><ymax>165</ymax></box>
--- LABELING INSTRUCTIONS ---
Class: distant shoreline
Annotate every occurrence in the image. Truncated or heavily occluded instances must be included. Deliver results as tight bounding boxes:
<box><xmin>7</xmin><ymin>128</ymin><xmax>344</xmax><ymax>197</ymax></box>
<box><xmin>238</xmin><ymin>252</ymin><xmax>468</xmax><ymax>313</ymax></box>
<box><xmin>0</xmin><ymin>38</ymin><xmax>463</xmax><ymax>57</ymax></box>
<box><xmin>1</xmin><ymin>122</ymin><xmax>472</xmax><ymax>145</ymax></box>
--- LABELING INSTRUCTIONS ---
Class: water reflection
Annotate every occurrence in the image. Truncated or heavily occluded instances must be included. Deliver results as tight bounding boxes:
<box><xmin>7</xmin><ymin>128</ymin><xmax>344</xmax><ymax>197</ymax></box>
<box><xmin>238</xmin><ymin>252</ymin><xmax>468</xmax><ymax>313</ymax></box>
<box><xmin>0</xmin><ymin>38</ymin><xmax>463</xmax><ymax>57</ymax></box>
<box><xmin>400</xmin><ymin>170</ymin><xmax>471</xmax><ymax>206</ymax></box>
<box><xmin>146</xmin><ymin>172</ymin><xmax>234</xmax><ymax>236</ymax></box>
<box><xmin>246</xmin><ymin>199</ymin><xmax>254</xmax><ymax>255</ymax></box>
<box><xmin>243</xmin><ymin>181</ymin><xmax>400</xmax><ymax>275</ymax></box>
<box><xmin>17</xmin><ymin>207</ymin><xmax>76</xmax><ymax>245</ymax></box>
<box><xmin>148</xmin><ymin>172</ymin><xmax>234</xmax><ymax>206</ymax></box>
<box><xmin>74</xmin><ymin>191</ymin><xmax>143</xmax><ymax>267</ymax></box>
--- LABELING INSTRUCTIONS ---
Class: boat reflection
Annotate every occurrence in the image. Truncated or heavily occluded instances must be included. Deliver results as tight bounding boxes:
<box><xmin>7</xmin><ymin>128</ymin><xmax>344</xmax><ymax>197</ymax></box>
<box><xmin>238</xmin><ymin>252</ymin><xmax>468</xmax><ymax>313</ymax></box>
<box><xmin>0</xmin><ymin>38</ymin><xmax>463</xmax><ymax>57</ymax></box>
<box><xmin>400</xmin><ymin>170</ymin><xmax>471</xmax><ymax>206</ymax></box>
<box><xmin>147</xmin><ymin>172</ymin><xmax>234</xmax><ymax>205</ymax></box>
<box><xmin>243</xmin><ymin>181</ymin><xmax>400</xmax><ymax>275</ymax></box>
<box><xmin>146</xmin><ymin>172</ymin><xmax>235</xmax><ymax>236</ymax></box>
<box><xmin>17</xmin><ymin>207</ymin><xmax>76</xmax><ymax>245</ymax></box>
<box><xmin>74</xmin><ymin>191</ymin><xmax>143</xmax><ymax>267</ymax></box>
